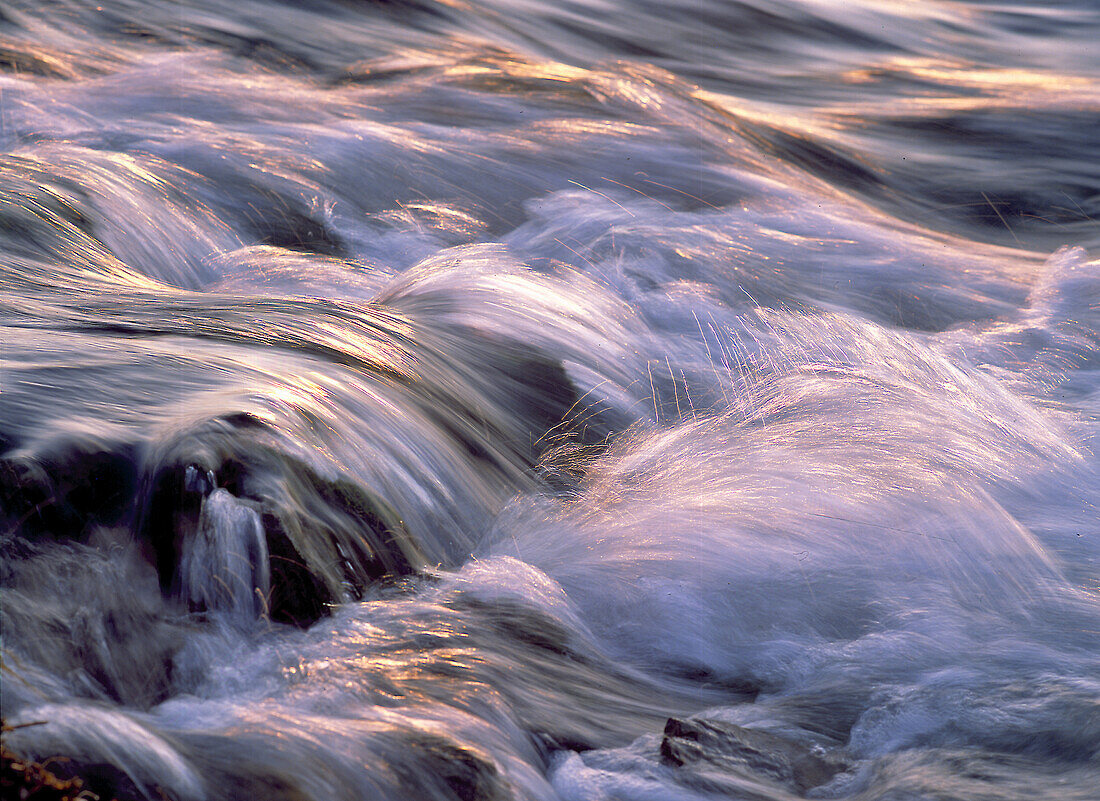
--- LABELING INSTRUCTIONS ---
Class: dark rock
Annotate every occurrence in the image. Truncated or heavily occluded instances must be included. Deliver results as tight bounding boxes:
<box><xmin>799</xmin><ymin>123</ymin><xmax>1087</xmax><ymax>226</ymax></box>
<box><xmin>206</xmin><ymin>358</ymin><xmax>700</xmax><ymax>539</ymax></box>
<box><xmin>137</xmin><ymin>430</ymin><xmax>420</xmax><ymax>627</ymax></box>
<box><xmin>43</xmin><ymin>760</ymin><xmax>147</xmax><ymax>801</ymax></box>
<box><xmin>0</xmin><ymin>455</ymin><xmax>72</xmax><ymax>540</ymax></box>
<box><xmin>260</xmin><ymin>509</ymin><xmax>335</xmax><ymax>626</ymax></box>
<box><xmin>398</xmin><ymin>733</ymin><xmax>508</xmax><ymax>801</ymax></box>
<box><xmin>0</xmin><ymin>441</ymin><xmax>139</xmax><ymax>542</ymax></box>
<box><xmin>1</xmin><ymin>737</ymin><xmax>90</xmax><ymax>801</ymax></box>
<box><xmin>661</xmin><ymin>716</ymin><xmax>850</xmax><ymax>794</ymax></box>
<box><xmin>235</xmin><ymin>188</ymin><xmax>345</xmax><ymax>256</ymax></box>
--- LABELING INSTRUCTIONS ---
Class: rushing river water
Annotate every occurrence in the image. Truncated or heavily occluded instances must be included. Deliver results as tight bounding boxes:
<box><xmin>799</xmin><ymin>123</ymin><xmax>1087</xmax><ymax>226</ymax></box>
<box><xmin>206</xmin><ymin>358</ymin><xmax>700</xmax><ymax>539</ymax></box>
<box><xmin>2</xmin><ymin>1</ymin><xmax>1099</xmax><ymax>799</ymax></box>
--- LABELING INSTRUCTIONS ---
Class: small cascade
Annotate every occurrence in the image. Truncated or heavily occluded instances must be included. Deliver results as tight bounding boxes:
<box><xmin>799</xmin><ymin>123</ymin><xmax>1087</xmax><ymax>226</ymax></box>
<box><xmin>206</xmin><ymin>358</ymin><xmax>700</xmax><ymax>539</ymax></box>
<box><xmin>179</xmin><ymin>488</ymin><xmax>271</xmax><ymax>623</ymax></box>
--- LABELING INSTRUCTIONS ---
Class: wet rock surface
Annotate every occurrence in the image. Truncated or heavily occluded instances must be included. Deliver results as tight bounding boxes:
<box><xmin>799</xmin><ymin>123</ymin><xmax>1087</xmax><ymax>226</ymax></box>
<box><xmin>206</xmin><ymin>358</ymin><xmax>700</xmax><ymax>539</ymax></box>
<box><xmin>661</xmin><ymin>715</ymin><xmax>850</xmax><ymax>795</ymax></box>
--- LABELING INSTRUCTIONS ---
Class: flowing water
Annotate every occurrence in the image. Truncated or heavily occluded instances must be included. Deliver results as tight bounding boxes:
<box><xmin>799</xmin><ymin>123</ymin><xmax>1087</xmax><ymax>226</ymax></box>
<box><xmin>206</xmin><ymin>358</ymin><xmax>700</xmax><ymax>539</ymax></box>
<box><xmin>1</xmin><ymin>1</ymin><xmax>1099</xmax><ymax>799</ymax></box>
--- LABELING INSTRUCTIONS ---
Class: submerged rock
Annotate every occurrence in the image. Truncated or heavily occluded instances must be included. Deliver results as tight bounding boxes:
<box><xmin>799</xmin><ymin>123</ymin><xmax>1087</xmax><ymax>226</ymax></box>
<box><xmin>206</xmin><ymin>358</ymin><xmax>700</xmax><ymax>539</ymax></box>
<box><xmin>660</xmin><ymin>716</ymin><xmax>850</xmax><ymax>795</ymax></box>
<box><xmin>1</xmin><ymin>731</ymin><xmax>89</xmax><ymax>801</ymax></box>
